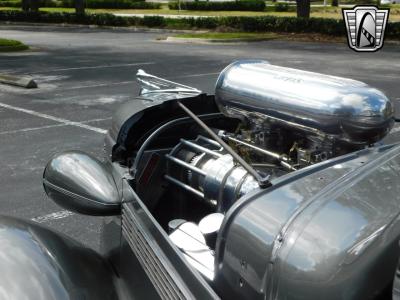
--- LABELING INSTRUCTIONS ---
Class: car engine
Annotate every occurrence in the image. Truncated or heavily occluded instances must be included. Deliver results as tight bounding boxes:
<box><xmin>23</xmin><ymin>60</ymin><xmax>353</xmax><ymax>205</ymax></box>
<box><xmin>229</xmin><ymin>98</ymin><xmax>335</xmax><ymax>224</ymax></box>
<box><xmin>133</xmin><ymin>60</ymin><xmax>394</xmax><ymax>281</ymax></box>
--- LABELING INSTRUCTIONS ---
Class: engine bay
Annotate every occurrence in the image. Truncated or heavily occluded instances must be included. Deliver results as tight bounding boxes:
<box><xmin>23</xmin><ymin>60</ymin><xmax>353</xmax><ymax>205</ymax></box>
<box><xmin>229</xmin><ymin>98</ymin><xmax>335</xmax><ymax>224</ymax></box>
<box><xmin>131</xmin><ymin>112</ymin><xmax>381</xmax><ymax>281</ymax></box>
<box><xmin>129</xmin><ymin>60</ymin><xmax>394</xmax><ymax>282</ymax></box>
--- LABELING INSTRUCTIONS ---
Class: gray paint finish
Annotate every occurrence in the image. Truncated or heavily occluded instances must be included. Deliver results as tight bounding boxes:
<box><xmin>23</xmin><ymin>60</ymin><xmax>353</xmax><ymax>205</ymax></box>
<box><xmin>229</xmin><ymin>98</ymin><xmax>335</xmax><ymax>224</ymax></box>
<box><xmin>43</xmin><ymin>151</ymin><xmax>121</xmax><ymax>216</ymax></box>
<box><xmin>0</xmin><ymin>216</ymin><xmax>116</xmax><ymax>300</ymax></box>
<box><xmin>215</xmin><ymin>143</ymin><xmax>400</xmax><ymax>299</ymax></box>
<box><xmin>275</xmin><ymin>146</ymin><xmax>400</xmax><ymax>299</ymax></box>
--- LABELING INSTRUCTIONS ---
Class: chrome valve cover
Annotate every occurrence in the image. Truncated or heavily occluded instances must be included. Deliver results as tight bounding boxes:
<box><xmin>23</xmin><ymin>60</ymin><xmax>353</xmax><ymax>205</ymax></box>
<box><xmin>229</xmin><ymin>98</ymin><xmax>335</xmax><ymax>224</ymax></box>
<box><xmin>215</xmin><ymin>60</ymin><xmax>395</xmax><ymax>146</ymax></box>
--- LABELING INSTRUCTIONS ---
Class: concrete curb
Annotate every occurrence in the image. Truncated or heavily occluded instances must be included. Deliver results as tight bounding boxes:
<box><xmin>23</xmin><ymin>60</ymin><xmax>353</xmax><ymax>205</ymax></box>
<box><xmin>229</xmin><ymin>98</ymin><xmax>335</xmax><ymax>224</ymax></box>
<box><xmin>165</xmin><ymin>36</ymin><xmax>275</xmax><ymax>44</ymax></box>
<box><xmin>0</xmin><ymin>74</ymin><xmax>37</xmax><ymax>89</ymax></box>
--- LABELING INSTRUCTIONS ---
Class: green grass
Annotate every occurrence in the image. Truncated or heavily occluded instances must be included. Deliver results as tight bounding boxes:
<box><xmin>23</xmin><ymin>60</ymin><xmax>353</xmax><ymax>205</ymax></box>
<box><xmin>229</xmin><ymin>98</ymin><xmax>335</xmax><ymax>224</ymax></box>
<box><xmin>0</xmin><ymin>38</ymin><xmax>28</xmax><ymax>51</ymax></box>
<box><xmin>175</xmin><ymin>32</ymin><xmax>279</xmax><ymax>40</ymax></box>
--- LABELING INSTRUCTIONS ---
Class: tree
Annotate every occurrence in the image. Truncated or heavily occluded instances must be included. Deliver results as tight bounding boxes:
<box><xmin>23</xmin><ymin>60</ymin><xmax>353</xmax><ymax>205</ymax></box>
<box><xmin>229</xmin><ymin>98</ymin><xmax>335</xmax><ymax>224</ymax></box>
<box><xmin>22</xmin><ymin>0</ymin><xmax>29</xmax><ymax>12</ymax></box>
<box><xmin>75</xmin><ymin>0</ymin><xmax>85</xmax><ymax>15</ymax></box>
<box><xmin>21</xmin><ymin>0</ymin><xmax>39</xmax><ymax>12</ymax></box>
<box><xmin>332</xmin><ymin>0</ymin><xmax>339</xmax><ymax>6</ymax></box>
<box><xmin>31</xmin><ymin>0</ymin><xmax>39</xmax><ymax>12</ymax></box>
<box><xmin>296</xmin><ymin>0</ymin><xmax>311</xmax><ymax>18</ymax></box>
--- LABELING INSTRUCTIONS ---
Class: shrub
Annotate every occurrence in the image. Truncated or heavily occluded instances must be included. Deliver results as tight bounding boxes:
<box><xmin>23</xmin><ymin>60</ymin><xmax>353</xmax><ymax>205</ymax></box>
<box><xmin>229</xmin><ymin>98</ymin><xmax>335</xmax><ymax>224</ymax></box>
<box><xmin>354</xmin><ymin>0</ymin><xmax>379</xmax><ymax>4</ymax></box>
<box><xmin>142</xmin><ymin>15</ymin><xmax>165</xmax><ymax>27</ymax></box>
<box><xmin>60</xmin><ymin>0</ymin><xmax>161</xmax><ymax>8</ymax></box>
<box><xmin>0</xmin><ymin>0</ymin><xmax>69</xmax><ymax>7</ymax></box>
<box><xmin>340</xmin><ymin>0</ymin><xmax>379</xmax><ymax>3</ymax></box>
<box><xmin>387</xmin><ymin>22</ymin><xmax>400</xmax><ymax>39</ymax></box>
<box><xmin>38</xmin><ymin>0</ymin><xmax>61</xmax><ymax>6</ymax></box>
<box><xmin>168</xmin><ymin>1</ymin><xmax>266</xmax><ymax>12</ymax></box>
<box><xmin>0</xmin><ymin>0</ymin><xmax>161</xmax><ymax>8</ymax></box>
<box><xmin>0</xmin><ymin>10</ymin><xmax>399</xmax><ymax>40</ymax></box>
<box><xmin>117</xmin><ymin>2</ymin><xmax>161</xmax><ymax>9</ymax></box>
<box><xmin>275</xmin><ymin>2</ymin><xmax>289</xmax><ymax>12</ymax></box>
<box><xmin>0</xmin><ymin>1</ymin><xmax>20</xmax><ymax>7</ymax></box>
<box><xmin>85</xmin><ymin>0</ymin><xmax>160</xmax><ymax>9</ymax></box>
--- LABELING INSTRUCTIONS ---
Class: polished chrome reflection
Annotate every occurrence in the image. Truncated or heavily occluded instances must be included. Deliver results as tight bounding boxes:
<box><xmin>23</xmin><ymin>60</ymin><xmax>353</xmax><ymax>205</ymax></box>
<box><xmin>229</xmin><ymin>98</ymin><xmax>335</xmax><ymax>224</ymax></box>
<box><xmin>169</xmin><ymin>222</ymin><xmax>215</xmax><ymax>281</ymax></box>
<box><xmin>137</xmin><ymin>69</ymin><xmax>201</xmax><ymax>96</ymax></box>
<box><xmin>215</xmin><ymin>60</ymin><xmax>394</xmax><ymax>145</ymax></box>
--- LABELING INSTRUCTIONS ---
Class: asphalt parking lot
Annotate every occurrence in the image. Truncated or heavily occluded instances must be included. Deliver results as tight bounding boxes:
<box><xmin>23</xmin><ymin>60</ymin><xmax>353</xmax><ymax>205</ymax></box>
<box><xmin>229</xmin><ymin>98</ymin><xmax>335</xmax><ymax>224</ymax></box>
<box><xmin>0</xmin><ymin>24</ymin><xmax>399</xmax><ymax>252</ymax></box>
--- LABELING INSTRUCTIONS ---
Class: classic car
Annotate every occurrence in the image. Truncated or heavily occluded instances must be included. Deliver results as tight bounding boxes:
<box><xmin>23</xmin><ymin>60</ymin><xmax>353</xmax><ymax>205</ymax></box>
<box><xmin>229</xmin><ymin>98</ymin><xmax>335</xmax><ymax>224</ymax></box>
<box><xmin>2</xmin><ymin>60</ymin><xmax>399</xmax><ymax>299</ymax></box>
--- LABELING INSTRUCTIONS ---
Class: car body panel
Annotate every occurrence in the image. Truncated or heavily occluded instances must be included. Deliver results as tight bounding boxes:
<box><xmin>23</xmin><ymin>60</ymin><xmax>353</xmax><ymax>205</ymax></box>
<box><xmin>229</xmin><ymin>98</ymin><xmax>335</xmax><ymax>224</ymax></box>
<box><xmin>0</xmin><ymin>216</ymin><xmax>117</xmax><ymax>300</ymax></box>
<box><xmin>120</xmin><ymin>179</ymin><xmax>220</xmax><ymax>299</ymax></box>
<box><xmin>107</xmin><ymin>93</ymin><xmax>219</xmax><ymax>164</ymax></box>
<box><xmin>215</xmin><ymin>143</ymin><xmax>400</xmax><ymax>299</ymax></box>
<box><xmin>43</xmin><ymin>151</ymin><xmax>120</xmax><ymax>216</ymax></box>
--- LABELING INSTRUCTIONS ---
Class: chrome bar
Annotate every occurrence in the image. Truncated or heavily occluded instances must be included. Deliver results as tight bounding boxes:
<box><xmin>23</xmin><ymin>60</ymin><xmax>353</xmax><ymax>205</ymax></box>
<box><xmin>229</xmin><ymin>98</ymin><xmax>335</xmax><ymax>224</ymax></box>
<box><xmin>224</xmin><ymin>135</ymin><xmax>280</xmax><ymax>159</ymax></box>
<box><xmin>180</xmin><ymin>139</ymin><xmax>223</xmax><ymax>158</ymax></box>
<box><xmin>164</xmin><ymin>175</ymin><xmax>205</xmax><ymax>198</ymax></box>
<box><xmin>177</xmin><ymin>101</ymin><xmax>271</xmax><ymax>188</ymax></box>
<box><xmin>137</xmin><ymin>69</ymin><xmax>201</xmax><ymax>95</ymax></box>
<box><xmin>222</xmin><ymin>134</ymin><xmax>297</xmax><ymax>171</ymax></box>
<box><xmin>165</xmin><ymin>154</ymin><xmax>207</xmax><ymax>176</ymax></box>
<box><xmin>197</xmin><ymin>135</ymin><xmax>223</xmax><ymax>149</ymax></box>
<box><xmin>131</xmin><ymin>113</ymin><xmax>222</xmax><ymax>179</ymax></box>
<box><xmin>280</xmin><ymin>161</ymin><xmax>297</xmax><ymax>171</ymax></box>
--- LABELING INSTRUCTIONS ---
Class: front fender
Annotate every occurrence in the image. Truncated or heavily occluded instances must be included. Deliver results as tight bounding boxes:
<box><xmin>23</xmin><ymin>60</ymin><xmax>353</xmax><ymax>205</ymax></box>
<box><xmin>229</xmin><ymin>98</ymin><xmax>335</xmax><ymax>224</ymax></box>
<box><xmin>0</xmin><ymin>216</ymin><xmax>117</xmax><ymax>300</ymax></box>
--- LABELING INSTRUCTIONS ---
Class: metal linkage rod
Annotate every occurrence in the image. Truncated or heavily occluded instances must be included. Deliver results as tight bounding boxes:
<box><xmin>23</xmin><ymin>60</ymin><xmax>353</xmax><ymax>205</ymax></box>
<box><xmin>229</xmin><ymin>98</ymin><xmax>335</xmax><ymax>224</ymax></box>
<box><xmin>165</xmin><ymin>154</ymin><xmax>207</xmax><ymax>176</ymax></box>
<box><xmin>197</xmin><ymin>135</ymin><xmax>222</xmax><ymax>148</ymax></box>
<box><xmin>221</xmin><ymin>134</ymin><xmax>297</xmax><ymax>172</ymax></box>
<box><xmin>224</xmin><ymin>135</ymin><xmax>280</xmax><ymax>159</ymax></box>
<box><xmin>164</xmin><ymin>175</ymin><xmax>205</xmax><ymax>198</ymax></box>
<box><xmin>177</xmin><ymin>101</ymin><xmax>271</xmax><ymax>188</ymax></box>
<box><xmin>180</xmin><ymin>139</ymin><xmax>223</xmax><ymax>158</ymax></box>
<box><xmin>131</xmin><ymin>113</ymin><xmax>222</xmax><ymax>179</ymax></box>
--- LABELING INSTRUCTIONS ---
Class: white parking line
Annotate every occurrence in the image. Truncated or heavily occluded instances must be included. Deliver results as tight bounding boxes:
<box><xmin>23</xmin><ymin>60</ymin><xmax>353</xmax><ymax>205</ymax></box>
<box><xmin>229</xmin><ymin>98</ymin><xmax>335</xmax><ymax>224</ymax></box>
<box><xmin>0</xmin><ymin>117</ymin><xmax>111</xmax><ymax>135</ymax></box>
<box><xmin>0</xmin><ymin>102</ymin><xmax>107</xmax><ymax>134</ymax></box>
<box><xmin>37</xmin><ymin>62</ymin><xmax>155</xmax><ymax>73</ymax></box>
<box><xmin>31</xmin><ymin>210</ymin><xmax>74</xmax><ymax>223</ymax></box>
<box><xmin>0</xmin><ymin>123</ymin><xmax>66</xmax><ymax>135</ymax></box>
<box><xmin>61</xmin><ymin>80</ymin><xmax>134</xmax><ymax>91</ymax></box>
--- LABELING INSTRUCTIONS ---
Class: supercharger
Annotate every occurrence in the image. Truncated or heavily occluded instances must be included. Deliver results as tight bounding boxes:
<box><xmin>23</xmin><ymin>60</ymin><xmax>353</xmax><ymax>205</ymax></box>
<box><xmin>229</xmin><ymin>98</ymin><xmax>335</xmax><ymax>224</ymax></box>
<box><xmin>164</xmin><ymin>61</ymin><xmax>394</xmax><ymax>212</ymax></box>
